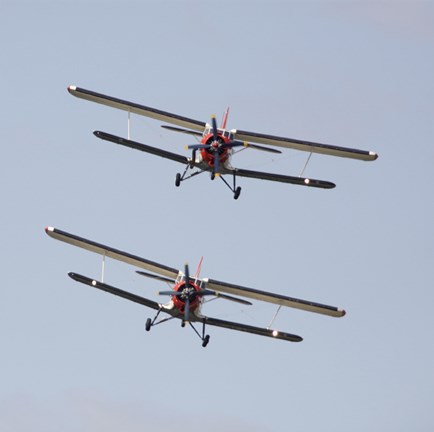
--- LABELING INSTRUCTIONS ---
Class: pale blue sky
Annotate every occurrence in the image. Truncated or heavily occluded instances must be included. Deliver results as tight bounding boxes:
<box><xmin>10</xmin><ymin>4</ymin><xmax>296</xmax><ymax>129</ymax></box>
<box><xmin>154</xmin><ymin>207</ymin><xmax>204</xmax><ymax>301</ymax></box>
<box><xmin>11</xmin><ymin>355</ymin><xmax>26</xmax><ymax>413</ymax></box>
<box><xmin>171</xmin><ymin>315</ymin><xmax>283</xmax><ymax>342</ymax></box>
<box><xmin>1</xmin><ymin>1</ymin><xmax>434</xmax><ymax>431</ymax></box>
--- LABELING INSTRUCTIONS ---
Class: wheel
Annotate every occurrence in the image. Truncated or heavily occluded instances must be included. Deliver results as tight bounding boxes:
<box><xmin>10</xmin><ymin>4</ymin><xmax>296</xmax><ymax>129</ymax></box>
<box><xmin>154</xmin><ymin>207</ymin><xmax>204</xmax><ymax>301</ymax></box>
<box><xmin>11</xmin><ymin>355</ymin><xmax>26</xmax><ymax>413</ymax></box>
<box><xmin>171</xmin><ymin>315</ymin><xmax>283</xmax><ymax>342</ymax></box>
<box><xmin>145</xmin><ymin>318</ymin><xmax>152</xmax><ymax>332</ymax></box>
<box><xmin>202</xmin><ymin>335</ymin><xmax>210</xmax><ymax>347</ymax></box>
<box><xmin>175</xmin><ymin>173</ymin><xmax>181</xmax><ymax>187</ymax></box>
<box><xmin>181</xmin><ymin>321</ymin><xmax>186</xmax><ymax>328</ymax></box>
<box><xmin>210</xmin><ymin>172</ymin><xmax>215</xmax><ymax>181</ymax></box>
<box><xmin>234</xmin><ymin>186</ymin><xmax>241</xmax><ymax>200</ymax></box>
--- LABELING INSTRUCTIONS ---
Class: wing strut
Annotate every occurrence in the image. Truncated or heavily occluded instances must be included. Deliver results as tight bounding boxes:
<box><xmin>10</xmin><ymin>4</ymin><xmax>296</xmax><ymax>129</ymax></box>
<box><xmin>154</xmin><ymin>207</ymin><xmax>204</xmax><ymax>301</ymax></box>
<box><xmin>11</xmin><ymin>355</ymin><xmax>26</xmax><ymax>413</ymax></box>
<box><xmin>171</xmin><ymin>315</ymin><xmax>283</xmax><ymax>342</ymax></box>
<box><xmin>101</xmin><ymin>252</ymin><xmax>106</xmax><ymax>283</ymax></box>
<box><xmin>128</xmin><ymin>109</ymin><xmax>131</xmax><ymax>140</ymax></box>
<box><xmin>267</xmin><ymin>305</ymin><xmax>282</xmax><ymax>329</ymax></box>
<box><xmin>299</xmin><ymin>152</ymin><xmax>313</xmax><ymax>178</ymax></box>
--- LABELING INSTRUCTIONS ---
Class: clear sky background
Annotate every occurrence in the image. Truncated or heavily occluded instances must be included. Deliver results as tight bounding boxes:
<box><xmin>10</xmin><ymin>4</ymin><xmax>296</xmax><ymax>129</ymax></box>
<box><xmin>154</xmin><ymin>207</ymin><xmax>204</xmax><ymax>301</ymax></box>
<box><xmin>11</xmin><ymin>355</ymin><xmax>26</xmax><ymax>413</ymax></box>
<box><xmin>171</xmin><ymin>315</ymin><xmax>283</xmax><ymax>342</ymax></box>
<box><xmin>2</xmin><ymin>1</ymin><xmax>433</xmax><ymax>431</ymax></box>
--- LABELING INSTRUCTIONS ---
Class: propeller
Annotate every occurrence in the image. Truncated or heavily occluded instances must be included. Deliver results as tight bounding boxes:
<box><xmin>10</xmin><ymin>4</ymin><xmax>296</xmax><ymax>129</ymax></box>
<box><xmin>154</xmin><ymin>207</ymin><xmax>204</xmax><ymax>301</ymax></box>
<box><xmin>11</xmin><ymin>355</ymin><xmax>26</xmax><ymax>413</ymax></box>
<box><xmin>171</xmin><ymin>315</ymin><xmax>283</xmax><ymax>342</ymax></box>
<box><xmin>210</xmin><ymin>115</ymin><xmax>220</xmax><ymax>177</ymax></box>
<box><xmin>158</xmin><ymin>263</ymin><xmax>195</xmax><ymax>324</ymax></box>
<box><xmin>181</xmin><ymin>116</ymin><xmax>223</xmax><ymax>178</ymax></box>
<box><xmin>156</xmin><ymin>263</ymin><xmax>252</xmax><ymax>324</ymax></box>
<box><xmin>211</xmin><ymin>115</ymin><xmax>219</xmax><ymax>142</ymax></box>
<box><xmin>184</xmin><ymin>296</ymin><xmax>190</xmax><ymax>323</ymax></box>
<box><xmin>183</xmin><ymin>263</ymin><xmax>192</xmax><ymax>323</ymax></box>
<box><xmin>185</xmin><ymin>115</ymin><xmax>281</xmax><ymax>174</ymax></box>
<box><xmin>158</xmin><ymin>290</ymin><xmax>184</xmax><ymax>296</ymax></box>
<box><xmin>184</xmin><ymin>262</ymin><xmax>191</xmax><ymax>285</ymax></box>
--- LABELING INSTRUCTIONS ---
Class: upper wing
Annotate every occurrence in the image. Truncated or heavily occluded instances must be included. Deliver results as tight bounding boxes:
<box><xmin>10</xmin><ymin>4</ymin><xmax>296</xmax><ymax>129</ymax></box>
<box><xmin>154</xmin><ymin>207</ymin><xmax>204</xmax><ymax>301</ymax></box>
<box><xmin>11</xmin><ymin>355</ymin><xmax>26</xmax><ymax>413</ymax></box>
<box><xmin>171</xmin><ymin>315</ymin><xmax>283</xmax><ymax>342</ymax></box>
<box><xmin>225</xmin><ymin>166</ymin><xmax>335</xmax><ymax>189</ymax></box>
<box><xmin>199</xmin><ymin>315</ymin><xmax>302</xmax><ymax>342</ymax></box>
<box><xmin>204</xmin><ymin>278</ymin><xmax>345</xmax><ymax>318</ymax></box>
<box><xmin>68</xmin><ymin>85</ymin><xmax>206</xmax><ymax>132</ymax></box>
<box><xmin>233</xmin><ymin>129</ymin><xmax>378</xmax><ymax>161</ymax></box>
<box><xmin>68</xmin><ymin>85</ymin><xmax>377</xmax><ymax>161</ymax></box>
<box><xmin>45</xmin><ymin>227</ymin><xmax>179</xmax><ymax>279</ymax></box>
<box><xmin>93</xmin><ymin>131</ymin><xmax>189</xmax><ymax>165</ymax></box>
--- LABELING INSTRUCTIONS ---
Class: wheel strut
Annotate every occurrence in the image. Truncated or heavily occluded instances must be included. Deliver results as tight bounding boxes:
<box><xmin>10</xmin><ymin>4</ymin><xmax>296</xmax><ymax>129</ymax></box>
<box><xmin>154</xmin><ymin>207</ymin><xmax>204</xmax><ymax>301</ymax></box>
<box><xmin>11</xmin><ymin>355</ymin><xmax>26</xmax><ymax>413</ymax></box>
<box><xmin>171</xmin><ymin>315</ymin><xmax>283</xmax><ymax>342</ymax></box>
<box><xmin>188</xmin><ymin>320</ymin><xmax>211</xmax><ymax>347</ymax></box>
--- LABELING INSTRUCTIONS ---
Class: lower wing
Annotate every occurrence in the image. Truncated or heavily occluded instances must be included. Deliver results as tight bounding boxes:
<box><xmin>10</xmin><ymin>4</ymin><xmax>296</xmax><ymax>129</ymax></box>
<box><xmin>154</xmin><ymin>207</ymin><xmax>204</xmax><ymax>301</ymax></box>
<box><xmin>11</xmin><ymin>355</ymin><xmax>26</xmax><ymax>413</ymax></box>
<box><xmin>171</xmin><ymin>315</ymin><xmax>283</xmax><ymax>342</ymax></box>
<box><xmin>93</xmin><ymin>131</ymin><xmax>189</xmax><ymax>165</ymax></box>
<box><xmin>226</xmin><ymin>167</ymin><xmax>336</xmax><ymax>189</ymax></box>
<box><xmin>94</xmin><ymin>131</ymin><xmax>335</xmax><ymax>189</ymax></box>
<box><xmin>69</xmin><ymin>273</ymin><xmax>301</xmax><ymax>342</ymax></box>
<box><xmin>198</xmin><ymin>316</ymin><xmax>302</xmax><ymax>342</ymax></box>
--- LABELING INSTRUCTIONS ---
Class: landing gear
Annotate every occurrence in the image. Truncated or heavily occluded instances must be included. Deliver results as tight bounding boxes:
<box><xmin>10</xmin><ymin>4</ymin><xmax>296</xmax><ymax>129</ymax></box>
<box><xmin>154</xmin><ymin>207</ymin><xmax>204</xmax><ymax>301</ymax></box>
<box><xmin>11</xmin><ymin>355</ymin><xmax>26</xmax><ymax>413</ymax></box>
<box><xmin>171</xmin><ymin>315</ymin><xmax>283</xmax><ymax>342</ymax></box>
<box><xmin>144</xmin><ymin>308</ymin><xmax>211</xmax><ymax>347</ymax></box>
<box><xmin>174</xmin><ymin>159</ymin><xmax>242</xmax><ymax>200</ymax></box>
<box><xmin>174</xmin><ymin>163</ymin><xmax>205</xmax><ymax>188</ymax></box>
<box><xmin>145</xmin><ymin>318</ymin><xmax>152</xmax><ymax>331</ymax></box>
<box><xmin>218</xmin><ymin>171</ymin><xmax>242</xmax><ymax>200</ymax></box>
<box><xmin>186</xmin><ymin>320</ymin><xmax>211</xmax><ymax>348</ymax></box>
<box><xmin>202</xmin><ymin>334</ymin><xmax>210</xmax><ymax>348</ymax></box>
<box><xmin>144</xmin><ymin>308</ymin><xmax>176</xmax><ymax>333</ymax></box>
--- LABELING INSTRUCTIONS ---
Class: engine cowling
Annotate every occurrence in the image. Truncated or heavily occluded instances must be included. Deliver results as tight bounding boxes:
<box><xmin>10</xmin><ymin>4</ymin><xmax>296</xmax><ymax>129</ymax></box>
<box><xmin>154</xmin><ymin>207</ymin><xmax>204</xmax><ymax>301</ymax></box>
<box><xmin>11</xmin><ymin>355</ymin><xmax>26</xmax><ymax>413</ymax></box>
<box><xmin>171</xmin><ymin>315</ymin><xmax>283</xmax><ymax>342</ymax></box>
<box><xmin>172</xmin><ymin>281</ymin><xmax>201</xmax><ymax>313</ymax></box>
<box><xmin>200</xmin><ymin>133</ymin><xmax>231</xmax><ymax>167</ymax></box>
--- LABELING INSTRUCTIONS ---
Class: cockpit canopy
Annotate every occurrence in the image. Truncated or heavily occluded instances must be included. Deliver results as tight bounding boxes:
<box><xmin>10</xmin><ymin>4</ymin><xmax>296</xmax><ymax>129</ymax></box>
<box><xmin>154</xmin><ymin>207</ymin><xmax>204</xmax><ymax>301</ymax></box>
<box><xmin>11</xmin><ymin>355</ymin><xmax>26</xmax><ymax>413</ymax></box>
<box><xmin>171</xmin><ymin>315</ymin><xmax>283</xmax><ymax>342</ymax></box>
<box><xmin>203</xmin><ymin>124</ymin><xmax>234</xmax><ymax>141</ymax></box>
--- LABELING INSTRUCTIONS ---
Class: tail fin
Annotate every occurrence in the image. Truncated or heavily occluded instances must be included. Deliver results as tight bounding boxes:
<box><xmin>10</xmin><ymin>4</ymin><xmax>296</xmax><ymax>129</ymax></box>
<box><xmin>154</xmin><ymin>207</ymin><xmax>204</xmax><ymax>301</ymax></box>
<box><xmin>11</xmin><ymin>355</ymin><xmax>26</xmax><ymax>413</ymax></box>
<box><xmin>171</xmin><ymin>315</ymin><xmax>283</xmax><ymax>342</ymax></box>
<box><xmin>221</xmin><ymin>107</ymin><xmax>230</xmax><ymax>129</ymax></box>
<box><xmin>194</xmin><ymin>256</ymin><xmax>204</xmax><ymax>281</ymax></box>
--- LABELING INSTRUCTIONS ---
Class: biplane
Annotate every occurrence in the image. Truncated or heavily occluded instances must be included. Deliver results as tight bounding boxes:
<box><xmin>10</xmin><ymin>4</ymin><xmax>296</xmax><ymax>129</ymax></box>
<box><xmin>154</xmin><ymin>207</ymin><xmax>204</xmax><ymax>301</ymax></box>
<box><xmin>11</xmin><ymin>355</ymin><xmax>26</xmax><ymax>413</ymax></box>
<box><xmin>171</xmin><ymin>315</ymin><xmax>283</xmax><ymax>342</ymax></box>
<box><xmin>45</xmin><ymin>226</ymin><xmax>346</xmax><ymax>347</ymax></box>
<box><xmin>68</xmin><ymin>85</ymin><xmax>378</xmax><ymax>199</ymax></box>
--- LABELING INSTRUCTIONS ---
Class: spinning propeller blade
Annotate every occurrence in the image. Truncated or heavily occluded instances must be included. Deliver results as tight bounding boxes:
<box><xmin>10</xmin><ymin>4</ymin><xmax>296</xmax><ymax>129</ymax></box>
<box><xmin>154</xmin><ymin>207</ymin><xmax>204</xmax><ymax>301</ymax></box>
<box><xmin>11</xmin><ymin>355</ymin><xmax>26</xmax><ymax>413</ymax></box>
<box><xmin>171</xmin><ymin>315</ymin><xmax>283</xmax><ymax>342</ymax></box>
<box><xmin>184</xmin><ymin>296</ymin><xmax>190</xmax><ymax>323</ymax></box>
<box><xmin>211</xmin><ymin>115</ymin><xmax>220</xmax><ymax>177</ymax></box>
<box><xmin>158</xmin><ymin>290</ymin><xmax>183</xmax><ymax>296</ymax></box>
<box><xmin>184</xmin><ymin>263</ymin><xmax>190</xmax><ymax>286</ymax></box>
<box><xmin>213</xmin><ymin>146</ymin><xmax>220</xmax><ymax>177</ymax></box>
<box><xmin>186</xmin><ymin>143</ymin><xmax>211</xmax><ymax>151</ymax></box>
<box><xmin>211</xmin><ymin>115</ymin><xmax>219</xmax><ymax>142</ymax></box>
<box><xmin>183</xmin><ymin>263</ymin><xmax>191</xmax><ymax>323</ymax></box>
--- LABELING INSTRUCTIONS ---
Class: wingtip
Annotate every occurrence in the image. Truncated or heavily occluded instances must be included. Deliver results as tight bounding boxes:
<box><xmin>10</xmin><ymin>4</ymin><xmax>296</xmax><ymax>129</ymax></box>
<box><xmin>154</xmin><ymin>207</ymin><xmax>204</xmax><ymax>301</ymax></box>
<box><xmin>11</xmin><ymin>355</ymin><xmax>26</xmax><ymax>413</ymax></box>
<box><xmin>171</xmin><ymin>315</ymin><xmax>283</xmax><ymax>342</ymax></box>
<box><xmin>271</xmin><ymin>329</ymin><xmax>303</xmax><ymax>342</ymax></box>
<box><xmin>67</xmin><ymin>85</ymin><xmax>76</xmax><ymax>93</ymax></box>
<box><xmin>45</xmin><ymin>226</ymin><xmax>54</xmax><ymax>234</ymax></box>
<box><xmin>68</xmin><ymin>272</ymin><xmax>76</xmax><ymax>279</ymax></box>
<box><xmin>320</xmin><ymin>180</ymin><xmax>336</xmax><ymax>189</ymax></box>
